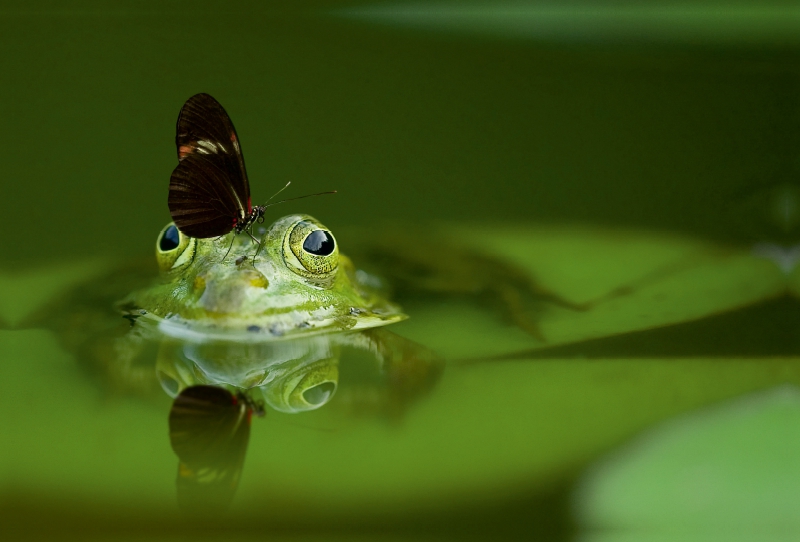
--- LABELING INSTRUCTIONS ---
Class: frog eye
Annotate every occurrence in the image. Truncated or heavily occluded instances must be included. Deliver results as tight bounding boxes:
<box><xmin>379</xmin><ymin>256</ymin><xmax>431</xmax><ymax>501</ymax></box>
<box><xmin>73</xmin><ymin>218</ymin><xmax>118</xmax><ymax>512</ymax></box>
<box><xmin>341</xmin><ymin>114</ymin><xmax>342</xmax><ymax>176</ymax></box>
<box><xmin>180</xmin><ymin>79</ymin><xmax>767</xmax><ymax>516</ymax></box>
<box><xmin>156</xmin><ymin>223</ymin><xmax>196</xmax><ymax>272</ymax></box>
<box><xmin>302</xmin><ymin>230</ymin><xmax>336</xmax><ymax>256</ymax></box>
<box><xmin>283</xmin><ymin>218</ymin><xmax>339</xmax><ymax>283</ymax></box>
<box><xmin>262</xmin><ymin>358</ymin><xmax>339</xmax><ymax>413</ymax></box>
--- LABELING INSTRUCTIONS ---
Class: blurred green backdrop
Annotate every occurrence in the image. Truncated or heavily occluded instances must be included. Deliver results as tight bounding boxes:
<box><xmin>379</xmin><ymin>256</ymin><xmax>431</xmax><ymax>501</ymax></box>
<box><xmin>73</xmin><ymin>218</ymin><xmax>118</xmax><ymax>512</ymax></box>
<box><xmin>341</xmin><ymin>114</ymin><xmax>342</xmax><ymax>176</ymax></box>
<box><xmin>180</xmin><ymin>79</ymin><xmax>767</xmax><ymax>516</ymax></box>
<box><xmin>1</xmin><ymin>1</ymin><xmax>798</xmax><ymax>266</ymax></box>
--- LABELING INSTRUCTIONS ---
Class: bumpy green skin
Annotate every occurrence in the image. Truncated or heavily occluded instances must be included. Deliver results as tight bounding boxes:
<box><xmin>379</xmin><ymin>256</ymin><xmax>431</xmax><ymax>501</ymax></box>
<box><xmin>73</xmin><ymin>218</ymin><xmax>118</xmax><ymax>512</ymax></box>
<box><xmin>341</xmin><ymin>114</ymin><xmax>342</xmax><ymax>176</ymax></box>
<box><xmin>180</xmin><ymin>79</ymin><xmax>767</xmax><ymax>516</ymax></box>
<box><xmin>122</xmin><ymin>214</ymin><xmax>406</xmax><ymax>340</ymax></box>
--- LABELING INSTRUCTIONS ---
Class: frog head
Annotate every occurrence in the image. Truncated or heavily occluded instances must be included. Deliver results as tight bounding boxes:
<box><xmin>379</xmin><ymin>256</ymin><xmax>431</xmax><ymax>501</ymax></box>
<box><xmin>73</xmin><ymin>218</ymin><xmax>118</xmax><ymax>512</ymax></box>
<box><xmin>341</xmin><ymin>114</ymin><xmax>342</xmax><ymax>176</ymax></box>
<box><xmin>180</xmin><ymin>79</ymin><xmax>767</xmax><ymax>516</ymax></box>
<box><xmin>129</xmin><ymin>214</ymin><xmax>405</xmax><ymax>340</ymax></box>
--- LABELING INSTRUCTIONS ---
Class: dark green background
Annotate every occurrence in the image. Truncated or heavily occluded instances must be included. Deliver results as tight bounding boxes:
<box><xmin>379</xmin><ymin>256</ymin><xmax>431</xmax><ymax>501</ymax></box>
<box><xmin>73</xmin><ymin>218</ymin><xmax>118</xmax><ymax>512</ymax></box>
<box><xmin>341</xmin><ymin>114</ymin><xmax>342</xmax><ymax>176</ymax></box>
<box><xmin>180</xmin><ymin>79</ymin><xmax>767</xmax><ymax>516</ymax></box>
<box><xmin>2</xmin><ymin>1</ymin><xmax>798</xmax><ymax>266</ymax></box>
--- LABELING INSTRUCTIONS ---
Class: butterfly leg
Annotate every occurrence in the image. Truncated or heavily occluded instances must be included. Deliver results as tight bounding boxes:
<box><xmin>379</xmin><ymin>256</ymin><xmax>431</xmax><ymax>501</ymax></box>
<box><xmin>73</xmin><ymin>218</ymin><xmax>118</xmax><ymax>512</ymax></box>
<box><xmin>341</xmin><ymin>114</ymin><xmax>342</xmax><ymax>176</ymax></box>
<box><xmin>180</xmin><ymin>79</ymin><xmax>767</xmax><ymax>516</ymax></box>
<box><xmin>245</xmin><ymin>230</ymin><xmax>261</xmax><ymax>246</ymax></box>
<box><xmin>221</xmin><ymin>234</ymin><xmax>237</xmax><ymax>263</ymax></box>
<box><xmin>251</xmin><ymin>229</ymin><xmax>275</xmax><ymax>265</ymax></box>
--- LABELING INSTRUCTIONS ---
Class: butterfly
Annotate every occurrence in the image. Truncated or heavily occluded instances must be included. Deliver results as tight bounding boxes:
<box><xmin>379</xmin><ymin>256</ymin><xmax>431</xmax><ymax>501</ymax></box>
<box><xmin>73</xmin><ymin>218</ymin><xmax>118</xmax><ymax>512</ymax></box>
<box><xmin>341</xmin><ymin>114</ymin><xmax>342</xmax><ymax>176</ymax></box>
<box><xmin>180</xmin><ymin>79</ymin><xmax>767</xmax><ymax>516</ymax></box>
<box><xmin>167</xmin><ymin>93</ymin><xmax>335</xmax><ymax>249</ymax></box>
<box><xmin>168</xmin><ymin>385</ymin><xmax>265</xmax><ymax>513</ymax></box>
<box><xmin>167</xmin><ymin>93</ymin><xmax>266</xmax><ymax>240</ymax></box>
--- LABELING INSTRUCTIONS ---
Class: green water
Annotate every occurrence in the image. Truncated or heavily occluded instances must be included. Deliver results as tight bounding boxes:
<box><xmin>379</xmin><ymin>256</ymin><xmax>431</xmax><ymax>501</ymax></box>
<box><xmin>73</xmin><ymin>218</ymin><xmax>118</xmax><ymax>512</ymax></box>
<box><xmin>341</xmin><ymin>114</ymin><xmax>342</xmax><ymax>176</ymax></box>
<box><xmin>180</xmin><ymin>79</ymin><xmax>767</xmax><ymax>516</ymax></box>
<box><xmin>2</xmin><ymin>2</ymin><xmax>800</xmax><ymax>540</ymax></box>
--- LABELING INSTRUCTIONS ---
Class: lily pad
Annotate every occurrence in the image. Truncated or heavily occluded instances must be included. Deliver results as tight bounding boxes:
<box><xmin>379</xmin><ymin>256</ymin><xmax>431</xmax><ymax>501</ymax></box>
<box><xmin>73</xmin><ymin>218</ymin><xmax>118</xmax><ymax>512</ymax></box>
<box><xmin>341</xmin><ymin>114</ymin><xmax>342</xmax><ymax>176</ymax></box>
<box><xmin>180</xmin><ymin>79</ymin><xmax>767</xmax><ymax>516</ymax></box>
<box><xmin>574</xmin><ymin>386</ymin><xmax>800</xmax><ymax>541</ymax></box>
<box><xmin>337</xmin><ymin>2</ymin><xmax>800</xmax><ymax>47</ymax></box>
<box><xmin>398</xmin><ymin>225</ymin><xmax>787</xmax><ymax>358</ymax></box>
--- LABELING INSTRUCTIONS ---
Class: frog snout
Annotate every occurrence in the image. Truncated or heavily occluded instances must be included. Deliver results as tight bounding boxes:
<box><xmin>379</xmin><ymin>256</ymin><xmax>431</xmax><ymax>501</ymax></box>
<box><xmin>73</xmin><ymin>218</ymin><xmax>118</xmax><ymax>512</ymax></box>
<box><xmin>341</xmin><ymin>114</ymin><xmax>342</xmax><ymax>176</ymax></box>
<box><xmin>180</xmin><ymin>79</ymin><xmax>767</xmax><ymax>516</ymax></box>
<box><xmin>195</xmin><ymin>268</ymin><xmax>269</xmax><ymax>313</ymax></box>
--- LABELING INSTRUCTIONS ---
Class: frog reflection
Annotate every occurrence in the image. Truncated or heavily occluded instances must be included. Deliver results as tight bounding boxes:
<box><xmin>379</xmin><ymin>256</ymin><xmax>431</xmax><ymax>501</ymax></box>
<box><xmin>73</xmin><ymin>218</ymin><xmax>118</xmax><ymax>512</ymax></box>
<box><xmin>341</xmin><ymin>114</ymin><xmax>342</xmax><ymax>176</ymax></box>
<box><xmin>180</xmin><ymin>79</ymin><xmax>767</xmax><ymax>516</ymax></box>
<box><xmin>157</xmin><ymin>335</ymin><xmax>341</xmax><ymax>412</ymax></box>
<box><xmin>156</xmin><ymin>328</ymin><xmax>441</xmax><ymax>417</ymax></box>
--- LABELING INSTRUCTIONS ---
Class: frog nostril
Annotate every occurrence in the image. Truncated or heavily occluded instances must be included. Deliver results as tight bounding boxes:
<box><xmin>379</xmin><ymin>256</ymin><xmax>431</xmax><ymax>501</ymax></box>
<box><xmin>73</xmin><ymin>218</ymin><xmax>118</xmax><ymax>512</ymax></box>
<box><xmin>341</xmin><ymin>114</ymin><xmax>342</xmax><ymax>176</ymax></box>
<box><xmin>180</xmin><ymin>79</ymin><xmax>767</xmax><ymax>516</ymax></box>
<box><xmin>302</xmin><ymin>382</ymin><xmax>336</xmax><ymax>405</ymax></box>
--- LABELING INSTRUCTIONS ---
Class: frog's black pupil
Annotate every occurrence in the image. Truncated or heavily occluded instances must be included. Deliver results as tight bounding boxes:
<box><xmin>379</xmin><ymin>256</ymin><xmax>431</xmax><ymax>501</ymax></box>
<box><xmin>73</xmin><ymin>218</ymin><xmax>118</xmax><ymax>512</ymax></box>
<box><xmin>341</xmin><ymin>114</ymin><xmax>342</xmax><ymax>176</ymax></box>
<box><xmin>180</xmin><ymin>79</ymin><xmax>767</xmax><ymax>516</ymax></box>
<box><xmin>303</xmin><ymin>230</ymin><xmax>335</xmax><ymax>256</ymax></box>
<box><xmin>160</xmin><ymin>225</ymin><xmax>180</xmax><ymax>251</ymax></box>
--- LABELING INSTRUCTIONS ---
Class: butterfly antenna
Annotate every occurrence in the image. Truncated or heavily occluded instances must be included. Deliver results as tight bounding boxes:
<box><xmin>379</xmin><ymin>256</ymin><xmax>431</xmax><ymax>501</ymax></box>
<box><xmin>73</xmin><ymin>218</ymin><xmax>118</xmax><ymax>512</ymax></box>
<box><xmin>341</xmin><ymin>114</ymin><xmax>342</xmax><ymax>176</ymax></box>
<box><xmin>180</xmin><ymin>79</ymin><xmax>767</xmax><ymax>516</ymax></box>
<box><xmin>264</xmin><ymin>190</ymin><xmax>337</xmax><ymax>209</ymax></box>
<box><xmin>249</xmin><ymin>186</ymin><xmax>336</xmax><ymax>264</ymax></box>
<box><xmin>264</xmin><ymin>181</ymin><xmax>292</xmax><ymax>206</ymax></box>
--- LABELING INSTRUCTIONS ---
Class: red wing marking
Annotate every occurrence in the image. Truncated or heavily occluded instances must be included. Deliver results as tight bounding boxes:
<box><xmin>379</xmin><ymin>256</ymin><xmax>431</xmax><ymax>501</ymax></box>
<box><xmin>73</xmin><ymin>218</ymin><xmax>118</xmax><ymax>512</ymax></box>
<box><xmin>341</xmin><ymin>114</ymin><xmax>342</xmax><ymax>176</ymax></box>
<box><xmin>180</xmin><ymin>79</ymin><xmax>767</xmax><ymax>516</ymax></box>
<box><xmin>178</xmin><ymin>144</ymin><xmax>196</xmax><ymax>160</ymax></box>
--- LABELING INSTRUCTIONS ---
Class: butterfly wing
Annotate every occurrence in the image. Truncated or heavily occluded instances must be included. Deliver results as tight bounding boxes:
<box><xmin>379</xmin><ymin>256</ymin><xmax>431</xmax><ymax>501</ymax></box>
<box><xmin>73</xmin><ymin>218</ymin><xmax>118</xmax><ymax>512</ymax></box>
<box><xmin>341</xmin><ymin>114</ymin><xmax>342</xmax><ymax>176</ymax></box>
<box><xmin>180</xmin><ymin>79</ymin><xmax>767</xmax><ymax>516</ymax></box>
<box><xmin>168</xmin><ymin>93</ymin><xmax>251</xmax><ymax>238</ymax></box>
<box><xmin>169</xmin><ymin>153</ymin><xmax>246</xmax><ymax>238</ymax></box>
<box><xmin>168</xmin><ymin>385</ymin><xmax>253</xmax><ymax>512</ymax></box>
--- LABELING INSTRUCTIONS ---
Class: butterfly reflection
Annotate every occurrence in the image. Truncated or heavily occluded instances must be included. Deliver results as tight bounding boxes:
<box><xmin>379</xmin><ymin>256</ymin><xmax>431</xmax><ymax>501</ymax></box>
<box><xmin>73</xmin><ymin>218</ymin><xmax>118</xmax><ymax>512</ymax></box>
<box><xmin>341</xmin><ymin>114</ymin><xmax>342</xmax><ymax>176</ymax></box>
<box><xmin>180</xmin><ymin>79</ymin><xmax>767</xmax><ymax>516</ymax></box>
<box><xmin>168</xmin><ymin>385</ymin><xmax>265</xmax><ymax>513</ymax></box>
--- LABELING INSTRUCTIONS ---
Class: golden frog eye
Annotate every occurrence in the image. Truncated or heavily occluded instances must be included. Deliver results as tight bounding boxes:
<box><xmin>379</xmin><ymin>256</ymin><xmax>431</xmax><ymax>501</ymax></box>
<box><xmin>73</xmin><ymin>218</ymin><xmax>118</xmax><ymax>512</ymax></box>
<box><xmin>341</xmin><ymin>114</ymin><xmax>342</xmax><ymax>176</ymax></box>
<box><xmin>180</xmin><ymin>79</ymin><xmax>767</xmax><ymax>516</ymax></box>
<box><xmin>283</xmin><ymin>219</ymin><xmax>339</xmax><ymax>282</ymax></box>
<box><xmin>156</xmin><ymin>223</ymin><xmax>196</xmax><ymax>273</ymax></box>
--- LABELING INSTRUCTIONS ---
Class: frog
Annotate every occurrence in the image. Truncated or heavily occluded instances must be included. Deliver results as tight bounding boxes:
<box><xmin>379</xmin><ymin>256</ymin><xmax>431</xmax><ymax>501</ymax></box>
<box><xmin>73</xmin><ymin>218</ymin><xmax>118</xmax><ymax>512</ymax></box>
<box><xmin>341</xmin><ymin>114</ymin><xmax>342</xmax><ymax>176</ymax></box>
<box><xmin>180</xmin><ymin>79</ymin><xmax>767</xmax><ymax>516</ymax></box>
<box><xmin>122</xmin><ymin>213</ymin><xmax>407</xmax><ymax>342</ymax></box>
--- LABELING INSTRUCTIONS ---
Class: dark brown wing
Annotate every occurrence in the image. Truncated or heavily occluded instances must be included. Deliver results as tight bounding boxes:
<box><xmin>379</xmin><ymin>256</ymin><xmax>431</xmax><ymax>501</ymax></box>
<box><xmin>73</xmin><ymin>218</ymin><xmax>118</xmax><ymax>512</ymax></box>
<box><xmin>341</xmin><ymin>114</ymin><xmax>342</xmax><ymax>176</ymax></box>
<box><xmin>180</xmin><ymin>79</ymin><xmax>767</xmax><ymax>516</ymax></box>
<box><xmin>168</xmin><ymin>385</ymin><xmax>252</xmax><ymax>512</ymax></box>
<box><xmin>169</xmin><ymin>153</ymin><xmax>244</xmax><ymax>238</ymax></box>
<box><xmin>168</xmin><ymin>93</ymin><xmax>251</xmax><ymax>238</ymax></box>
<box><xmin>169</xmin><ymin>385</ymin><xmax>251</xmax><ymax>463</ymax></box>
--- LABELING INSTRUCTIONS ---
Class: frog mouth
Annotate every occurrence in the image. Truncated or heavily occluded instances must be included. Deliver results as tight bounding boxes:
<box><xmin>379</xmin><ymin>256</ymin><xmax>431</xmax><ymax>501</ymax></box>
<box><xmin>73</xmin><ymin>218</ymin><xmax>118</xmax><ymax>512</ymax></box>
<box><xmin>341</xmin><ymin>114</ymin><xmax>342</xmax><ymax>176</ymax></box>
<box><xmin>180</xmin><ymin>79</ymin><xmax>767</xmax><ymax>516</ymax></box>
<box><xmin>138</xmin><ymin>306</ymin><xmax>407</xmax><ymax>344</ymax></box>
